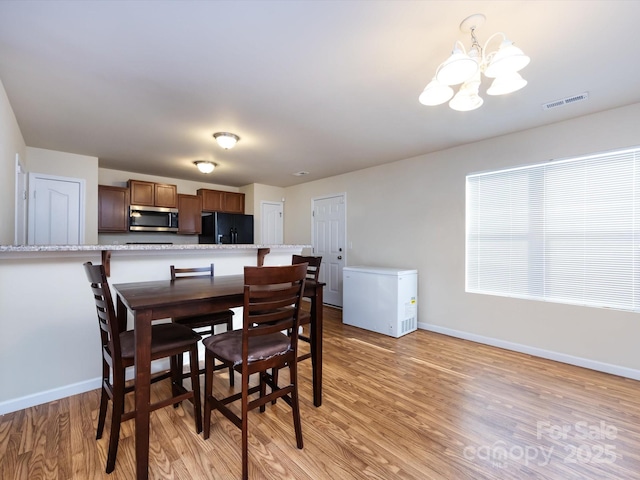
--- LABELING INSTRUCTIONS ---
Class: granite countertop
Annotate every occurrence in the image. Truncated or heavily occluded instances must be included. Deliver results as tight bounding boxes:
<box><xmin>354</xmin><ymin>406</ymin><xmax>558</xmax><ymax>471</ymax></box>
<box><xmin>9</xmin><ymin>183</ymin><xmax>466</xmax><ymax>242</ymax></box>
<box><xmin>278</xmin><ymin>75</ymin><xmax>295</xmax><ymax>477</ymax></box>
<box><xmin>0</xmin><ymin>244</ymin><xmax>309</xmax><ymax>253</ymax></box>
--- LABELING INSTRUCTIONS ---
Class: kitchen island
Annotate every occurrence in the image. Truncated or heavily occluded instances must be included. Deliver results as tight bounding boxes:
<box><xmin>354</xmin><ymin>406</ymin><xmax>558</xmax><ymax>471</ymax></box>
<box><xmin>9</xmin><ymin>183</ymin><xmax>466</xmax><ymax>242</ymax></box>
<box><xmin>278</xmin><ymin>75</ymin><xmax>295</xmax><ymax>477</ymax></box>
<box><xmin>0</xmin><ymin>244</ymin><xmax>309</xmax><ymax>414</ymax></box>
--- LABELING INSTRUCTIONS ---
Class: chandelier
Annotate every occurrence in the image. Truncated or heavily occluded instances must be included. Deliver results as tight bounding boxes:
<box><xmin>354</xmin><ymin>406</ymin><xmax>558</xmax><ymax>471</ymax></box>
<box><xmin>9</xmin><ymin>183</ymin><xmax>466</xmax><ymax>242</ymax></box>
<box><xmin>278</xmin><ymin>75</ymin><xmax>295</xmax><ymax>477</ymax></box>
<box><xmin>419</xmin><ymin>14</ymin><xmax>530</xmax><ymax>112</ymax></box>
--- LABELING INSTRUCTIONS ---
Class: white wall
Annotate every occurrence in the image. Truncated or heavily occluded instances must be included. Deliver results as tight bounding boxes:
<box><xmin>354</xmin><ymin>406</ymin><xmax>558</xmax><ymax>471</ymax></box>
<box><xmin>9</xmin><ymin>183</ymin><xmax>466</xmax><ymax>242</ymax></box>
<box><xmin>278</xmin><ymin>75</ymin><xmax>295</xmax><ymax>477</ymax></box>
<box><xmin>0</xmin><ymin>79</ymin><xmax>26</xmax><ymax>245</ymax></box>
<box><xmin>284</xmin><ymin>102</ymin><xmax>640</xmax><ymax>376</ymax></box>
<box><xmin>27</xmin><ymin>147</ymin><xmax>99</xmax><ymax>244</ymax></box>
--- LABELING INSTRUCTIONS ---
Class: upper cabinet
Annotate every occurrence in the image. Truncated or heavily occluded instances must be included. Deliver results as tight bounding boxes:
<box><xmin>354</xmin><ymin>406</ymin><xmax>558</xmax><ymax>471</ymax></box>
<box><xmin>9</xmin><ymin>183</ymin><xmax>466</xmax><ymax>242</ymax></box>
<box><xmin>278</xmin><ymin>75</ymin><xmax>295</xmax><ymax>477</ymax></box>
<box><xmin>197</xmin><ymin>189</ymin><xmax>245</xmax><ymax>214</ymax></box>
<box><xmin>98</xmin><ymin>185</ymin><xmax>129</xmax><ymax>232</ymax></box>
<box><xmin>155</xmin><ymin>183</ymin><xmax>178</xmax><ymax>208</ymax></box>
<box><xmin>177</xmin><ymin>194</ymin><xmax>202</xmax><ymax>234</ymax></box>
<box><xmin>129</xmin><ymin>179</ymin><xmax>178</xmax><ymax>208</ymax></box>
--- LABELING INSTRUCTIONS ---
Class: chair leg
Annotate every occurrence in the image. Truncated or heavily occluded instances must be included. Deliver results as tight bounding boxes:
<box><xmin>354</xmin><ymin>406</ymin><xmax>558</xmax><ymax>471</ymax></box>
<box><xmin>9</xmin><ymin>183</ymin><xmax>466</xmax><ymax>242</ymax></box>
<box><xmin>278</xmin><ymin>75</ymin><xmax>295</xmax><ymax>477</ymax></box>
<box><xmin>228</xmin><ymin>366</ymin><xmax>235</xmax><ymax>387</ymax></box>
<box><xmin>203</xmin><ymin>351</ymin><xmax>214</xmax><ymax>440</ymax></box>
<box><xmin>96</xmin><ymin>382</ymin><xmax>108</xmax><ymax>440</ymax></box>
<box><xmin>259</xmin><ymin>372</ymin><xmax>267</xmax><ymax>413</ymax></box>
<box><xmin>175</xmin><ymin>351</ymin><xmax>185</xmax><ymax>388</ymax></box>
<box><xmin>106</xmin><ymin>372</ymin><xmax>125</xmax><ymax>473</ymax></box>
<box><xmin>188</xmin><ymin>344</ymin><xmax>202</xmax><ymax>434</ymax></box>
<box><xmin>171</xmin><ymin>355</ymin><xmax>181</xmax><ymax>407</ymax></box>
<box><xmin>226</xmin><ymin>319</ymin><xmax>235</xmax><ymax>387</ymax></box>
<box><xmin>289</xmin><ymin>362</ymin><xmax>303</xmax><ymax>449</ymax></box>
<box><xmin>241</xmin><ymin>368</ymin><xmax>250</xmax><ymax>480</ymax></box>
<box><xmin>271</xmin><ymin>367</ymin><xmax>279</xmax><ymax>405</ymax></box>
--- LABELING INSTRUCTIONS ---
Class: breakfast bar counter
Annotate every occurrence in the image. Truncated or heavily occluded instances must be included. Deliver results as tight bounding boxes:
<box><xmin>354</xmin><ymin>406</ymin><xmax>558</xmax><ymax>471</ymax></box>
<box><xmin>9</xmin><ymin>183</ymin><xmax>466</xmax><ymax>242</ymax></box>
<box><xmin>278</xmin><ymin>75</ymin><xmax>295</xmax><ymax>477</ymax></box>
<box><xmin>0</xmin><ymin>243</ymin><xmax>310</xmax><ymax>415</ymax></box>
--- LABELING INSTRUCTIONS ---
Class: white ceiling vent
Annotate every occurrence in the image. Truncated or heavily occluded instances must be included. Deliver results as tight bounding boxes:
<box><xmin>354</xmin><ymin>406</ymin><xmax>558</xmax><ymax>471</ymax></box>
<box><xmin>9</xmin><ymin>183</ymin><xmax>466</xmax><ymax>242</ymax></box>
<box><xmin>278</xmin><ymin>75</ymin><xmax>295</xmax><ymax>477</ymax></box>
<box><xmin>293</xmin><ymin>171</ymin><xmax>309</xmax><ymax>176</ymax></box>
<box><xmin>542</xmin><ymin>92</ymin><xmax>589</xmax><ymax>110</ymax></box>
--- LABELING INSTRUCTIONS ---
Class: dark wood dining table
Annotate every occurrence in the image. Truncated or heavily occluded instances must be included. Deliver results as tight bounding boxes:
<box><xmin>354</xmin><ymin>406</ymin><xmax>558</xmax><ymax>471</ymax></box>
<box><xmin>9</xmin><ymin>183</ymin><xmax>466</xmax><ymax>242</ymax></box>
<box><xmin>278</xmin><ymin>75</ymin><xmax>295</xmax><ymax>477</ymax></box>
<box><xmin>112</xmin><ymin>274</ymin><xmax>324</xmax><ymax>480</ymax></box>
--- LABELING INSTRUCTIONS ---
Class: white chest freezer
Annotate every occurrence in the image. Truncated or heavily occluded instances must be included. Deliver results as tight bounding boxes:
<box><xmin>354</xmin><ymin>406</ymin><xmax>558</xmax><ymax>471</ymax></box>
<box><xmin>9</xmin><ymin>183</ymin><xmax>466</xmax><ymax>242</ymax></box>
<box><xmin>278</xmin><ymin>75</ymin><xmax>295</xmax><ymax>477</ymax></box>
<box><xmin>343</xmin><ymin>266</ymin><xmax>418</xmax><ymax>338</ymax></box>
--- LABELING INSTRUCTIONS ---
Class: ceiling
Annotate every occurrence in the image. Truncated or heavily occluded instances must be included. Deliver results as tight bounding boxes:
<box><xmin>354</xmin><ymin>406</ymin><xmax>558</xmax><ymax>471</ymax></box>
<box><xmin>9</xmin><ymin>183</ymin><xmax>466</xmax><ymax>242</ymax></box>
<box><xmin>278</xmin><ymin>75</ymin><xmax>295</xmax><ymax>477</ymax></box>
<box><xmin>1</xmin><ymin>1</ymin><xmax>639</xmax><ymax>188</ymax></box>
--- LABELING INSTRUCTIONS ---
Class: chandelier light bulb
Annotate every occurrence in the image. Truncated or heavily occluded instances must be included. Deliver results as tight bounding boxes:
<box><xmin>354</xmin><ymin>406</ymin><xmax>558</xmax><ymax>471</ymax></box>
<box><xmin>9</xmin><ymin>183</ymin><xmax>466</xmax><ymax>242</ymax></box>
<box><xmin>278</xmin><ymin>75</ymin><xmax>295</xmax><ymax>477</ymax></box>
<box><xmin>449</xmin><ymin>75</ymin><xmax>484</xmax><ymax>112</ymax></box>
<box><xmin>419</xmin><ymin>78</ymin><xmax>454</xmax><ymax>106</ymax></box>
<box><xmin>483</xmin><ymin>39</ymin><xmax>530</xmax><ymax>78</ymax></box>
<box><xmin>486</xmin><ymin>72</ymin><xmax>527</xmax><ymax>96</ymax></box>
<box><xmin>435</xmin><ymin>42</ymin><xmax>479</xmax><ymax>86</ymax></box>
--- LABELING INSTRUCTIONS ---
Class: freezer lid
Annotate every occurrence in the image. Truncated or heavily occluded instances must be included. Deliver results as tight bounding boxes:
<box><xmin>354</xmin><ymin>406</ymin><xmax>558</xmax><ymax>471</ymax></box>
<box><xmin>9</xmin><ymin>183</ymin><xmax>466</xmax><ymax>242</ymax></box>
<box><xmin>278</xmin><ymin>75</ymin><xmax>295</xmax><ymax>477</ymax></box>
<box><xmin>343</xmin><ymin>266</ymin><xmax>418</xmax><ymax>276</ymax></box>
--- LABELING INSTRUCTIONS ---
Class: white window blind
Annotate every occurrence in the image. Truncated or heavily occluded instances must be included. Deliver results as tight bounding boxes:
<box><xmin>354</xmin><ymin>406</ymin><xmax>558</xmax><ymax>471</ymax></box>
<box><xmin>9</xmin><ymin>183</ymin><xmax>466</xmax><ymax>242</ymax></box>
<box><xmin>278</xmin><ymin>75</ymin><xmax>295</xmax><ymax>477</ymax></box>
<box><xmin>466</xmin><ymin>147</ymin><xmax>640</xmax><ymax>311</ymax></box>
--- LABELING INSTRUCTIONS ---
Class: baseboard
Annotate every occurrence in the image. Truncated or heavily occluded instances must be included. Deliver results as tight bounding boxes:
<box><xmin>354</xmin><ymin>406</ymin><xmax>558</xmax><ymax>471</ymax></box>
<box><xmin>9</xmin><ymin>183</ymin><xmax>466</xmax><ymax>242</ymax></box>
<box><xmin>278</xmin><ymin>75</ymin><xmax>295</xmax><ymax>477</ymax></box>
<box><xmin>0</xmin><ymin>377</ymin><xmax>102</xmax><ymax>415</ymax></box>
<box><xmin>418</xmin><ymin>322</ymin><xmax>640</xmax><ymax>381</ymax></box>
<box><xmin>0</xmin><ymin>359</ymin><xmax>172</xmax><ymax>416</ymax></box>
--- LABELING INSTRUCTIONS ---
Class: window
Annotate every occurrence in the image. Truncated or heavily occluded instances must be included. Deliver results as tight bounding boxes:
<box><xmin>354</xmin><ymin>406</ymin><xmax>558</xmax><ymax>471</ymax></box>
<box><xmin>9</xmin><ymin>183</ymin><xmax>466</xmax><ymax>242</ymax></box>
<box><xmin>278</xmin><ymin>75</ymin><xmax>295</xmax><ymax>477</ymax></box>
<box><xmin>466</xmin><ymin>147</ymin><xmax>640</xmax><ymax>311</ymax></box>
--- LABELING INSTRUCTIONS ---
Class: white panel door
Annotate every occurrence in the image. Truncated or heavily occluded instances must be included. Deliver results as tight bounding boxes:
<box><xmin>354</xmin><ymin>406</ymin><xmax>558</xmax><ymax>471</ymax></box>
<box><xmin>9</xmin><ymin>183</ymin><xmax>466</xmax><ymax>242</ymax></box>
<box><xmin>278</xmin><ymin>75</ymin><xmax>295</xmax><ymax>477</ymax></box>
<box><xmin>313</xmin><ymin>194</ymin><xmax>346</xmax><ymax>307</ymax></box>
<box><xmin>260</xmin><ymin>201</ymin><xmax>283</xmax><ymax>244</ymax></box>
<box><xmin>28</xmin><ymin>173</ymin><xmax>84</xmax><ymax>245</ymax></box>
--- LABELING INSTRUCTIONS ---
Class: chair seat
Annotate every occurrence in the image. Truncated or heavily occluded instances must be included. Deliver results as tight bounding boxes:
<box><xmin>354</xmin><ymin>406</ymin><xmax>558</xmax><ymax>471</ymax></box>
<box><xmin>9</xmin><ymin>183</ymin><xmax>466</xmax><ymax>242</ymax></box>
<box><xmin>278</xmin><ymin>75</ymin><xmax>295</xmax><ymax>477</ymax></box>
<box><xmin>174</xmin><ymin>310</ymin><xmax>234</xmax><ymax>330</ymax></box>
<box><xmin>119</xmin><ymin>323</ymin><xmax>201</xmax><ymax>360</ymax></box>
<box><xmin>203</xmin><ymin>330</ymin><xmax>292</xmax><ymax>367</ymax></box>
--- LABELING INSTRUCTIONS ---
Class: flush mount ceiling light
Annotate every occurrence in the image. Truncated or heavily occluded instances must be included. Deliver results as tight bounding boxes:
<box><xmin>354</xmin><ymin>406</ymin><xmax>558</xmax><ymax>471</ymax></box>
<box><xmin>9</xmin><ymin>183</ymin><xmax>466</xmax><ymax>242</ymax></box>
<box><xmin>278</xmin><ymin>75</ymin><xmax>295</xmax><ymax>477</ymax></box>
<box><xmin>419</xmin><ymin>13</ymin><xmax>530</xmax><ymax>112</ymax></box>
<box><xmin>194</xmin><ymin>161</ymin><xmax>217</xmax><ymax>174</ymax></box>
<box><xmin>213</xmin><ymin>132</ymin><xmax>240</xmax><ymax>149</ymax></box>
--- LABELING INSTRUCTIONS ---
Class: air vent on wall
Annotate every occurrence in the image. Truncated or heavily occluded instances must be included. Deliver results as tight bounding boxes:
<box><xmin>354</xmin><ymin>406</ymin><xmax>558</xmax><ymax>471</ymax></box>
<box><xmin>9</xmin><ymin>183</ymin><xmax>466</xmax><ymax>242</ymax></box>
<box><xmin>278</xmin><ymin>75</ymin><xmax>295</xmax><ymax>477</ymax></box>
<box><xmin>542</xmin><ymin>92</ymin><xmax>589</xmax><ymax>110</ymax></box>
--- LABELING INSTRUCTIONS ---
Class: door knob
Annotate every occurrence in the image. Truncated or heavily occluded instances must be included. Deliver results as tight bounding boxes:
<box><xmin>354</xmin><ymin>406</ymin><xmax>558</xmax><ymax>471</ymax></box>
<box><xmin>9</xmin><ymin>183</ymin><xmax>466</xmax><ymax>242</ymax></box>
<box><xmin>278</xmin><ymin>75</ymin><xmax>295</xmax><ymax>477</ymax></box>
<box><xmin>337</xmin><ymin>255</ymin><xmax>342</xmax><ymax>260</ymax></box>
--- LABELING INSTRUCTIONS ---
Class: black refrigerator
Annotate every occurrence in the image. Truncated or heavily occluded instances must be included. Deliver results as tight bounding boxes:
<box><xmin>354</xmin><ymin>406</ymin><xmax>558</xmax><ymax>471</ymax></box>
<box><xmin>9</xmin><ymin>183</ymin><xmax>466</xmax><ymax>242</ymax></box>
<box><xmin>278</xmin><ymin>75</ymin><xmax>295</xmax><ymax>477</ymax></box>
<box><xmin>199</xmin><ymin>212</ymin><xmax>254</xmax><ymax>244</ymax></box>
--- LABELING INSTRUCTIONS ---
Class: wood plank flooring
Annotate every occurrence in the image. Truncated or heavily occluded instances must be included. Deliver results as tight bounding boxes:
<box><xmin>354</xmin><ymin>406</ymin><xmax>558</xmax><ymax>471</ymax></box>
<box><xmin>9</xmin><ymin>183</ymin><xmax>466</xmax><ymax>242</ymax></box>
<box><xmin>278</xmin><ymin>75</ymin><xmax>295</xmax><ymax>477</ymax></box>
<box><xmin>2</xmin><ymin>306</ymin><xmax>640</xmax><ymax>479</ymax></box>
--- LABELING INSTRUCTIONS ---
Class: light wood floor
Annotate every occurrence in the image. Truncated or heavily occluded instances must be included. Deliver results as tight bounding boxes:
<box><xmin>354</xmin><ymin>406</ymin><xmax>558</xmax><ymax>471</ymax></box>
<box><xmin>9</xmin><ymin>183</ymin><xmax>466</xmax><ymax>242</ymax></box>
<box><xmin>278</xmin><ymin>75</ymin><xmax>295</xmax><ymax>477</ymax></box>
<box><xmin>2</xmin><ymin>306</ymin><xmax>640</xmax><ymax>479</ymax></box>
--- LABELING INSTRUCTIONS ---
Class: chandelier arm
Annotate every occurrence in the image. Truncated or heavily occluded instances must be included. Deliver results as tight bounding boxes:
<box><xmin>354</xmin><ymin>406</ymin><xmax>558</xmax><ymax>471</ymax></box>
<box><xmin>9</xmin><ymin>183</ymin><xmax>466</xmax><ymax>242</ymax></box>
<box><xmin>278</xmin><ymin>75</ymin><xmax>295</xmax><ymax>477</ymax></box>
<box><xmin>453</xmin><ymin>40</ymin><xmax>467</xmax><ymax>55</ymax></box>
<box><xmin>481</xmin><ymin>31</ymin><xmax>507</xmax><ymax>63</ymax></box>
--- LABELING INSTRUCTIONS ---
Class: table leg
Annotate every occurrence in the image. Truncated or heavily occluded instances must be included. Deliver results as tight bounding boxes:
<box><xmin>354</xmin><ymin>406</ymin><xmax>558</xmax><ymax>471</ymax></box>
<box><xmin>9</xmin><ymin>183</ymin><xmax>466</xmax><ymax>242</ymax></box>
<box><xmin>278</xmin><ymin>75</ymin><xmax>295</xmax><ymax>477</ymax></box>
<box><xmin>116</xmin><ymin>295</ymin><xmax>128</xmax><ymax>334</ymax></box>
<box><xmin>134</xmin><ymin>310</ymin><xmax>152</xmax><ymax>480</ymax></box>
<box><xmin>311</xmin><ymin>285</ymin><xmax>323</xmax><ymax>407</ymax></box>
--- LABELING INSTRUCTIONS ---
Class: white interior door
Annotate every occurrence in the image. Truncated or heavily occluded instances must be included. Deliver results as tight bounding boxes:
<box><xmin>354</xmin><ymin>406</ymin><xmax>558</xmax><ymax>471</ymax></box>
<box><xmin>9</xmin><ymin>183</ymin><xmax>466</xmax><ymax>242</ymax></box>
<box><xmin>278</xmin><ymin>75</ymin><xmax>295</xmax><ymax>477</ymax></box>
<box><xmin>28</xmin><ymin>173</ymin><xmax>85</xmax><ymax>245</ymax></box>
<box><xmin>260</xmin><ymin>201</ymin><xmax>283</xmax><ymax>244</ymax></box>
<box><xmin>312</xmin><ymin>194</ymin><xmax>346</xmax><ymax>307</ymax></box>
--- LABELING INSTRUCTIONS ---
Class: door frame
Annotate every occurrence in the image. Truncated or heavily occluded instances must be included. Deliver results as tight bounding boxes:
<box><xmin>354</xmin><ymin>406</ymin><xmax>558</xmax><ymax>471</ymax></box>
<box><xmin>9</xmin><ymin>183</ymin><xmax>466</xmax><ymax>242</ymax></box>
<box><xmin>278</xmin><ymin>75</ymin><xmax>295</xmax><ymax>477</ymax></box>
<box><xmin>28</xmin><ymin>172</ymin><xmax>86</xmax><ymax>245</ymax></box>
<box><xmin>14</xmin><ymin>154</ymin><xmax>27</xmax><ymax>245</ymax></box>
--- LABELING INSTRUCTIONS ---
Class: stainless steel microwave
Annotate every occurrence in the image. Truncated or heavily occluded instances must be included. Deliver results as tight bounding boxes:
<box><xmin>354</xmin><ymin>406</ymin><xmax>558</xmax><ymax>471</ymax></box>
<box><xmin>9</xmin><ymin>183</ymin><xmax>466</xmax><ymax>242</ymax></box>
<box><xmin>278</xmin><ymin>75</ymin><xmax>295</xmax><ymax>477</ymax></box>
<box><xmin>129</xmin><ymin>205</ymin><xmax>179</xmax><ymax>232</ymax></box>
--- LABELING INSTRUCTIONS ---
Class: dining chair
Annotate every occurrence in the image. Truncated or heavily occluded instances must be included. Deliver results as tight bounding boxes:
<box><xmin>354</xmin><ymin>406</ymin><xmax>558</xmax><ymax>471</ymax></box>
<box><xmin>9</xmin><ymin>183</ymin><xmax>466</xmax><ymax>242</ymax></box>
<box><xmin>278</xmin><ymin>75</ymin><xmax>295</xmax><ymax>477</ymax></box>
<box><xmin>83</xmin><ymin>262</ymin><xmax>202</xmax><ymax>474</ymax></box>
<box><xmin>202</xmin><ymin>263</ymin><xmax>308</xmax><ymax>480</ymax></box>
<box><xmin>170</xmin><ymin>264</ymin><xmax>236</xmax><ymax>386</ymax></box>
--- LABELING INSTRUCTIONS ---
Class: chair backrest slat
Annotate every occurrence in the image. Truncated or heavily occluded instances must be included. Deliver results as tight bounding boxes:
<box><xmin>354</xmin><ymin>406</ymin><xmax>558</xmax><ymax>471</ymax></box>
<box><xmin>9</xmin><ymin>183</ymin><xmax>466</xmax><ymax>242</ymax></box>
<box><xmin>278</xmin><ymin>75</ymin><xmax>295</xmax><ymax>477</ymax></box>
<box><xmin>292</xmin><ymin>255</ymin><xmax>322</xmax><ymax>282</ymax></box>
<box><xmin>170</xmin><ymin>264</ymin><xmax>214</xmax><ymax>281</ymax></box>
<box><xmin>84</xmin><ymin>262</ymin><xmax>122</xmax><ymax>362</ymax></box>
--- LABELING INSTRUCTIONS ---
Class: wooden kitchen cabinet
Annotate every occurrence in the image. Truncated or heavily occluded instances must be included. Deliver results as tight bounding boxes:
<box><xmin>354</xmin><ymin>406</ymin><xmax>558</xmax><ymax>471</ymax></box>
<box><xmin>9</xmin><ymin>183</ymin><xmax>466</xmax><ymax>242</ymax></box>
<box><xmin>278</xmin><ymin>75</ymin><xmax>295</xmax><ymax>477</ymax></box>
<box><xmin>197</xmin><ymin>188</ymin><xmax>245</xmax><ymax>214</ymax></box>
<box><xmin>177</xmin><ymin>194</ymin><xmax>202</xmax><ymax>234</ymax></box>
<box><xmin>155</xmin><ymin>183</ymin><xmax>178</xmax><ymax>208</ymax></box>
<box><xmin>223</xmin><ymin>191</ymin><xmax>245</xmax><ymax>214</ymax></box>
<box><xmin>129</xmin><ymin>179</ymin><xmax>177</xmax><ymax>208</ymax></box>
<box><xmin>198</xmin><ymin>188</ymin><xmax>224</xmax><ymax>211</ymax></box>
<box><xmin>129</xmin><ymin>180</ymin><xmax>154</xmax><ymax>206</ymax></box>
<box><xmin>98</xmin><ymin>185</ymin><xmax>129</xmax><ymax>232</ymax></box>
